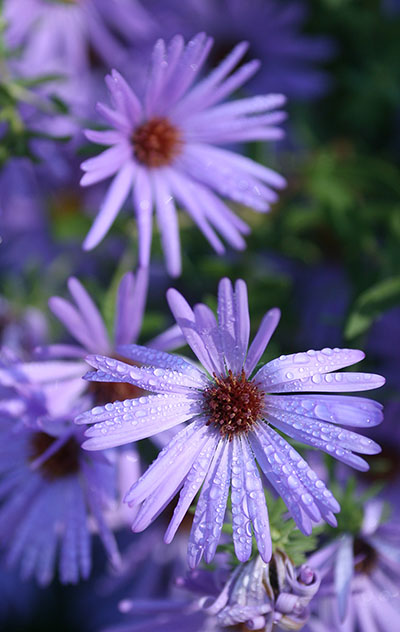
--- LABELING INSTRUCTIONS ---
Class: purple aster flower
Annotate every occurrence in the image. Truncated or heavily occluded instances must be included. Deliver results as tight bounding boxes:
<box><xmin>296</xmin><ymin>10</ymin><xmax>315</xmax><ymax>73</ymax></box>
<box><xmin>305</xmin><ymin>501</ymin><xmax>400</xmax><ymax>631</ymax></box>
<box><xmin>146</xmin><ymin>0</ymin><xmax>335</xmax><ymax>99</ymax></box>
<box><xmin>80</xmin><ymin>33</ymin><xmax>287</xmax><ymax>276</ymax></box>
<box><xmin>4</xmin><ymin>0</ymin><xmax>155</xmax><ymax>78</ymax></box>
<box><xmin>0</xmin><ymin>363</ymin><xmax>121</xmax><ymax>585</ymax></box>
<box><xmin>102</xmin><ymin>550</ymin><xmax>320</xmax><ymax>632</ymax></box>
<box><xmin>77</xmin><ymin>278</ymin><xmax>385</xmax><ymax>568</ymax></box>
<box><xmin>31</xmin><ymin>268</ymin><xmax>182</xmax><ymax>412</ymax></box>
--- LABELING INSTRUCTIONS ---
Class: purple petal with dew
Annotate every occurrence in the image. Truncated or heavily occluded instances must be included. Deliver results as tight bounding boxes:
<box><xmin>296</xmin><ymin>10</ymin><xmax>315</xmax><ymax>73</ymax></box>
<box><xmin>164</xmin><ymin>433</ymin><xmax>218</xmax><ymax>544</ymax></box>
<box><xmin>115</xmin><ymin>344</ymin><xmax>205</xmax><ymax>380</ymax></box>
<box><xmin>264</xmin><ymin>394</ymin><xmax>383</xmax><ymax>428</ymax></box>
<box><xmin>255</xmin><ymin>348</ymin><xmax>366</xmax><ymax>387</ymax></box>
<box><xmin>96</xmin><ymin>101</ymin><xmax>131</xmax><ymax>134</ymax></box>
<box><xmin>244</xmin><ymin>308</ymin><xmax>281</xmax><ymax>375</ymax></box>
<box><xmin>172</xmin><ymin>41</ymin><xmax>249</xmax><ymax>119</ymax></box>
<box><xmin>48</xmin><ymin>296</ymin><xmax>99</xmax><ymax>352</ymax></box>
<box><xmin>114</xmin><ymin>267</ymin><xmax>149</xmax><ymax>346</ymax></box>
<box><xmin>231</xmin><ymin>437</ymin><xmax>255</xmax><ymax>562</ymax></box>
<box><xmin>60</xmin><ymin>480</ymin><xmax>90</xmax><ymax>584</ymax></box>
<box><xmin>84</xmin><ymin>129</ymin><xmax>124</xmax><ymax>146</ymax></box>
<box><xmin>166</xmin><ymin>287</ymin><xmax>218</xmax><ymax>375</ymax></box>
<box><xmin>265</xmin><ymin>405</ymin><xmax>380</xmax><ymax>465</ymax></box>
<box><xmin>188</xmin><ymin>439</ymin><xmax>232</xmax><ymax>567</ymax></box>
<box><xmin>217</xmin><ymin>277</ymin><xmax>236</xmax><ymax>371</ymax></box>
<box><xmin>145</xmin><ymin>38</ymin><xmax>168</xmax><ymax>117</ymax></box>
<box><xmin>34</xmin><ymin>344</ymin><xmax>86</xmax><ymax>359</ymax></box>
<box><xmin>186</xmin><ymin>94</ymin><xmax>287</xmax><ymax>124</ymax></box>
<box><xmin>180</xmin><ymin>146</ymin><xmax>272</xmax><ymax>212</ymax></box>
<box><xmin>19</xmin><ymin>360</ymin><xmax>85</xmax><ymax>383</ymax></box>
<box><xmin>239</xmin><ymin>437</ymin><xmax>272</xmax><ymax>563</ymax></box>
<box><xmin>147</xmin><ymin>323</ymin><xmax>186</xmax><ymax>351</ymax></box>
<box><xmin>185</xmin><ymin>142</ymin><xmax>286</xmax><ymax>190</ymax></box>
<box><xmin>166</xmin><ymin>168</ymin><xmax>225</xmax><ymax>255</ymax></box>
<box><xmin>106</xmin><ymin>69</ymin><xmax>142</xmax><ymax>126</ymax></box>
<box><xmin>83</xmin><ymin>162</ymin><xmax>135</xmax><ymax>250</ymax></box>
<box><xmin>81</xmin><ymin>394</ymin><xmax>199</xmax><ymax>450</ymax></box>
<box><xmin>193</xmin><ymin>185</ymin><xmax>250</xmax><ymax>247</ymax></box>
<box><xmin>335</xmin><ymin>534</ymin><xmax>354</xmax><ymax>622</ymax></box>
<box><xmin>125</xmin><ymin>420</ymin><xmax>208</xmax><ymax>506</ymax></box>
<box><xmin>133</xmin><ymin>166</ymin><xmax>153</xmax><ymax>268</ymax></box>
<box><xmin>234</xmin><ymin>279</ymin><xmax>250</xmax><ymax>371</ymax></box>
<box><xmin>263</xmin><ymin>371</ymin><xmax>386</xmax><ymax>394</ymax></box>
<box><xmin>250</xmin><ymin>424</ymin><xmax>340</xmax><ymax>533</ymax></box>
<box><xmin>164</xmin><ymin>32</ymin><xmax>213</xmax><ymax>109</ymax></box>
<box><xmin>152</xmin><ymin>170</ymin><xmax>182</xmax><ymax>277</ymax></box>
<box><xmin>130</xmin><ymin>422</ymin><xmax>212</xmax><ymax>531</ymax></box>
<box><xmin>84</xmin><ymin>354</ymin><xmax>205</xmax><ymax>393</ymax></box>
<box><xmin>67</xmin><ymin>277</ymin><xmax>110</xmax><ymax>353</ymax></box>
<box><xmin>193</xmin><ymin>303</ymin><xmax>225</xmax><ymax>375</ymax></box>
<box><xmin>80</xmin><ymin>143</ymin><xmax>132</xmax><ymax>184</ymax></box>
<box><xmin>193</xmin><ymin>59</ymin><xmax>261</xmax><ymax>113</ymax></box>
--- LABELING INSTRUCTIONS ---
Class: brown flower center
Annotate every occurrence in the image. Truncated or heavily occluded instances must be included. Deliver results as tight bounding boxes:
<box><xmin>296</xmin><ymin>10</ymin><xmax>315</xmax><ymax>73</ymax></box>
<box><xmin>354</xmin><ymin>538</ymin><xmax>378</xmax><ymax>574</ymax></box>
<box><xmin>203</xmin><ymin>370</ymin><xmax>264</xmax><ymax>440</ymax></box>
<box><xmin>132</xmin><ymin>117</ymin><xmax>182</xmax><ymax>168</ymax></box>
<box><xmin>30</xmin><ymin>432</ymin><xmax>80</xmax><ymax>480</ymax></box>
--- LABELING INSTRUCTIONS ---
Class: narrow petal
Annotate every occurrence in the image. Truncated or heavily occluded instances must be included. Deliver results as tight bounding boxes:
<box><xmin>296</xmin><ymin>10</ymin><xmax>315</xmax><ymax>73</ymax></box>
<box><xmin>263</xmin><ymin>372</ymin><xmax>386</xmax><ymax>394</ymax></box>
<box><xmin>83</xmin><ymin>163</ymin><xmax>135</xmax><ymax>250</ymax></box>
<box><xmin>133</xmin><ymin>167</ymin><xmax>153</xmax><ymax>268</ymax></box>
<box><xmin>81</xmin><ymin>393</ymin><xmax>199</xmax><ymax>450</ymax></box>
<box><xmin>114</xmin><ymin>344</ymin><xmax>206</xmax><ymax>379</ymax></box>
<box><xmin>164</xmin><ymin>433</ymin><xmax>218</xmax><ymax>543</ymax></box>
<box><xmin>114</xmin><ymin>267</ymin><xmax>149</xmax><ymax>346</ymax></box>
<box><xmin>67</xmin><ymin>277</ymin><xmax>109</xmax><ymax>353</ymax></box>
<box><xmin>255</xmin><ymin>348</ymin><xmax>366</xmax><ymax>387</ymax></box>
<box><xmin>193</xmin><ymin>303</ymin><xmax>225</xmax><ymax>375</ymax></box>
<box><xmin>244</xmin><ymin>308</ymin><xmax>281</xmax><ymax>375</ymax></box>
<box><xmin>152</xmin><ymin>170</ymin><xmax>181</xmax><ymax>277</ymax></box>
<box><xmin>335</xmin><ymin>535</ymin><xmax>354</xmax><ymax>621</ymax></box>
<box><xmin>166</xmin><ymin>287</ymin><xmax>217</xmax><ymax>375</ymax></box>
<box><xmin>231</xmin><ymin>437</ymin><xmax>254</xmax><ymax>562</ymax></box>
<box><xmin>83</xmin><ymin>354</ymin><xmax>205</xmax><ymax>393</ymax></box>
<box><xmin>188</xmin><ymin>439</ymin><xmax>231</xmax><ymax>567</ymax></box>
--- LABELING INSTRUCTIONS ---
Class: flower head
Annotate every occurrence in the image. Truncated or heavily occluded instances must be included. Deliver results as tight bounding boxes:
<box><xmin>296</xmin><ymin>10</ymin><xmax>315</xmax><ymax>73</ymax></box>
<box><xmin>306</xmin><ymin>501</ymin><xmax>400</xmax><ymax>631</ymax></box>
<box><xmin>77</xmin><ymin>278</ymin><xmax>385</xmax><ymax>568</ymax></box>
<box><xmin>81</xmin><ymin>33</ymin><xmax>287</xmax><ymax>276</ymax></box>
<box><xmin>102</xmin><ymin>551</ymin><xmax>320</xmax><ymax>632</ymax></box>
<box><xmin>0</xmin><ymin>360</ymin><xmax>120</xmax><ymax>585</ymax></box>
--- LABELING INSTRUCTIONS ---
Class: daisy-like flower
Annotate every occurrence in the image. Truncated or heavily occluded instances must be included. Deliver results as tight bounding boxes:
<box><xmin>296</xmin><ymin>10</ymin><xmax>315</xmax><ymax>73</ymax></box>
<box><xmin>4</xmin><ymin>0</ymin><xmax>155</xmax><ymax>78</ymax></box>
<box><xmin>102</xmin><ymin>551</ymin><xmax>320</xmax><ymax>632</ymax></box>
<box><xmin>306</xmin><ymin>501</ymin><xmax>400</xmax><ymax>631</ymax></box>
<box><xmin>0</xmin><ymin>363</ymin><xmax>120</xmax><ymax>585</ymax></box>
<box><xmin>80</xmin><ymin>33</ymin><xmax>287</xmax><ymax>276</ymax></box>
<box><xmin>30</xmin><ymin>268</ymin><xmax>182</xmax><ymax>413</ymax></box>
<box><xmin>77</xmin><ymin>278</ymin><xmax>385</xmax><ymax>568</ymax></box>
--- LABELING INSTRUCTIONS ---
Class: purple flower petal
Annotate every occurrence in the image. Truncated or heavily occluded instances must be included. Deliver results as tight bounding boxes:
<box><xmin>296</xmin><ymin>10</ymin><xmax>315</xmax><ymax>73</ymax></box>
<box><xmin>164</xmin><ymin>433</ymin><xmax>218</xmax><ymax>544</ymax></box>
<box><xmin>114</xmin><ymin>344</ymin><xmax>205</xmax><ymax>379</ymax></box>
<box><xmin>188</xmin><ymin>439</ymin><xmax>232</xmax><ymax>567</ymax></box>
<box><xmin>83</xmin><ymin>163</ymin><xmax>135</xmax><ymax>250</ymax></box>
<box><xmin>81</xmin><ymin>394</ymin><xmax>199</xmax><ymax>450</ymax></box>
<box><xmin>67</xmin><ymin>277</ymin><xmax>110</xmax><ymax>353</ymax></box>
<box><xmin>264</xmin><ymin>372</ymin><xmax>386</xmax><ymax>394</ymax></box>
<box><xmin>114</xmin><ymin>267</ymin><xmax>149</xmax><ymax>346</ymax></box>
<box><xmin>133</xmin><ymin>166</ymin><xmax>153</xmax><ymax>268</ymax></box>
<box><xmin>244</xmin><ymin>308</ymin><xmax>281</xmax><ymax>375</ymax></box>
<box><xmin>152</xmin><ymin>170</ymin><xmax>182</xmax><ymax>277</ymax></box>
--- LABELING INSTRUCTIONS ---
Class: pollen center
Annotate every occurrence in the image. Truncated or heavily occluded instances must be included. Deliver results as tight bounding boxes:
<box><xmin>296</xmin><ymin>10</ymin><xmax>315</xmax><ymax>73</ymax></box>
<box><xmin>132</xmin><ymin>117</ymin><xmax>182</xmax><ymax>167</ymax></box>
<box><xmin>203</xmin><ymin>370</ymin><xmax>265</xmax><ymax>439</ymax></box>
<box><xmin>29</xmin><ymin>432</ymin><xmax>80</xmax><ymax>481</ymax></box>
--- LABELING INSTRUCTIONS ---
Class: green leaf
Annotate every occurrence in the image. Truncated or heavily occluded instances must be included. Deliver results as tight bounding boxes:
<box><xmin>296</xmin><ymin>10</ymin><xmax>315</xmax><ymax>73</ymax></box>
<box><xmin>345</xmin><ymin>276</ymin><xmax>400</xmax><ymax>338</ymax></box>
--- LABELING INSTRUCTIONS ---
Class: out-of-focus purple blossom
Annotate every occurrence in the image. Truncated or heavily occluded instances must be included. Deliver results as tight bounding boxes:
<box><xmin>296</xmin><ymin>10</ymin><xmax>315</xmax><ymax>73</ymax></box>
<box><xmin>305</xmin><ymin>501</ymin><xmax>400</xmax><ymax>631</ymax></box>
<box><xmin>0</xmin><ymin>297</ymin><xmax>48</xmax><ymax>359</ymax></box>
<box><xmin>0</xmin><ymin>360</ymin><xmax>121</xmax><ymax>585</ymax></box>
<box><xmin>33</xmin><ymin>268</ymin><xmax>183</xmax><ymax>413</ymax></box>
<box><xmin>77</xmin><ymin>277</ymin><xmax>384</xmax><ymax>567</ymax></box>
<box><xmin>4</xmin><ymin>0</ymin><xmax>156</xmax><ymax>78</ymax></box>
<box><xmin>102</xmin><ymin>550</ymin><xmax>320</xmax><ymax>631</ymax></box>
<box><xmin>145</xmin><ymin>0</ymin><xmax>335</xmax><ymax>99</ymax></box>
<box><xmin>367</xmin><ymin>306</ymin><xmax>400</xmax><ymax>389</ymax></box>
<box><xmin>81</xmin><ymin>33</ymin><xmax>287</xmax><ymax>276</ymax></box>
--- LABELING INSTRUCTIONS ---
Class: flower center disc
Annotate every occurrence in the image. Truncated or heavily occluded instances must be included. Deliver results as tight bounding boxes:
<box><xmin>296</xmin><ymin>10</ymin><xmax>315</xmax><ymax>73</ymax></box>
<box><xmin>132</xmin><ymin>117</ymin><xmax>182</xmax><ymax>167</ymax></box>
<box><xmin>203</xmin><ymin>370</ymin><xmax>264</xmax><ymax>439</ymax></box>
<box><xmin>30</xmin><ymin>432</ymin><xmax>80</xmax><ymax>480</ymax></box>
